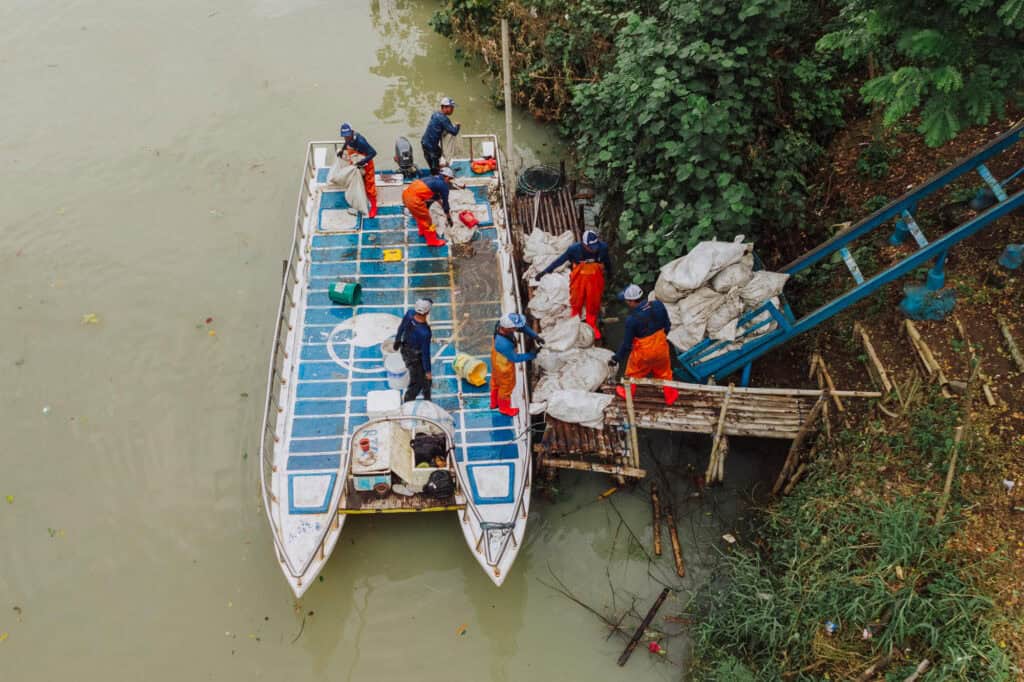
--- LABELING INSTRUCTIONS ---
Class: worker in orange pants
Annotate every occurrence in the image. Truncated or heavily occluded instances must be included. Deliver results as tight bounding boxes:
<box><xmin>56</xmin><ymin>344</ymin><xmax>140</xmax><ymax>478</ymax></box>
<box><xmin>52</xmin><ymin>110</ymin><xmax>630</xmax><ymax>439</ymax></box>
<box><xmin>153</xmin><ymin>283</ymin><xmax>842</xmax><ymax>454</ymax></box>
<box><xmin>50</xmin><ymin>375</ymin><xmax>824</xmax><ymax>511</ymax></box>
<box><xmin>401</xmin><ymin>167</ymin><xmax>455</xmax><ymax>248</ymax></box>
<box><xmin>338</xmin><ymin>122</ymin><xmax>378</xmax><ymax>218</ymax></box>
<box><xmin>537</xmin><ymin>230</ymin><xmax>612</xmax><ymax>340</ymax></box>
<box><xmin>608</xmin><ymin>284</ymin><xmax>679</xmax><ymax>406</ymax></box>
<box><xmin>490</xmin><ymin>313</ymin><xmax>544</xmax><ymax>417</ymax></box>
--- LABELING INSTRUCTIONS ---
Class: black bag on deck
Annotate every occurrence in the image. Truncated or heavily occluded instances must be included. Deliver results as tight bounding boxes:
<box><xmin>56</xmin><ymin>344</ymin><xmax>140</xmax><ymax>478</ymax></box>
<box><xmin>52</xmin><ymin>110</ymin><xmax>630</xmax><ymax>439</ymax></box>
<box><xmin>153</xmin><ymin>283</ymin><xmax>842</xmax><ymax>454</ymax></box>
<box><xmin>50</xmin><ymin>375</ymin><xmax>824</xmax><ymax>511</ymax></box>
<box><xmin>412</xmin><ymin>433</ymin><xmax>447</xmax><ymax>466</ymax></box>
<box><xmin>424</xmin><ymin>470</ymin><xmax>455</xmax><ymax>498</ymax></box>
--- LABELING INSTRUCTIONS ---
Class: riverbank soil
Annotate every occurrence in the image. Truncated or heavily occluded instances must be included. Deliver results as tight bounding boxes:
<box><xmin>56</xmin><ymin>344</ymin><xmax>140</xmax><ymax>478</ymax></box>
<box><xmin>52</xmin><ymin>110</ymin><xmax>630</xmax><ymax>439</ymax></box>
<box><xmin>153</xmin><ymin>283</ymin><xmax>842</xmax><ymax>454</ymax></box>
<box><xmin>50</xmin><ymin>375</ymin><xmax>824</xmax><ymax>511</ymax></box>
<box><xmin>737</xmin><ymin>114</ymin><xmax>1024</xmax><ymax>677</ymax></box>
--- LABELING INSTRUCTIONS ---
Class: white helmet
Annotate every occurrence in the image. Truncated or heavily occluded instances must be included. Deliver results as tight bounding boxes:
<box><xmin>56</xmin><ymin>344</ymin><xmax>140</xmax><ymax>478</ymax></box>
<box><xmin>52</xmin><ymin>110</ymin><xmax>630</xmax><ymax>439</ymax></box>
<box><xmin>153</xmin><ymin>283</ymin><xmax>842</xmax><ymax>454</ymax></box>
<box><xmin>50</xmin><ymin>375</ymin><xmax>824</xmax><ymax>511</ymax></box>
<box><xmin>439</xmin><ymin>167</ymin><xmax>455</xmax><ymax>179</ymax></box>
<box><xmin>620</xmin><ymin>284</ymin><xmax>644</xmax><ymax>301</ymax></box>
<box><xmin>414</xmin><ymin>298</ymin><xmax>433</xmax><ymax>314</ymax></box>
<box><xmin>439</xmin><ymin>96</ymin><xmax>455</xmax><ymax>108</ymax></box>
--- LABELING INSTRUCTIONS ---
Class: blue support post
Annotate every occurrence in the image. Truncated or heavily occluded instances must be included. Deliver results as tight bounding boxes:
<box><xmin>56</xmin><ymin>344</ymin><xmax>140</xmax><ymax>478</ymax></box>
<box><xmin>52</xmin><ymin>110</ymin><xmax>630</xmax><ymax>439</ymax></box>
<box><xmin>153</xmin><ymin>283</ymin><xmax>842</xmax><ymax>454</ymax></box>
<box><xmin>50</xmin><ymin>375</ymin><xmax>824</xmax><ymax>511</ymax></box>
<box><xmin>740</xmin><ymin>362</ymin><xmax>752</xmax><ymax>387</ymax></box>
<box><xmin>926</xmin><ymin>250</ymin><xmax>948</xmax><ymax>290</ymax></box>
<box><xmin>890</xmin><ymin>203</ymin><xmax>917</xmax><ymax>245</ymax></box>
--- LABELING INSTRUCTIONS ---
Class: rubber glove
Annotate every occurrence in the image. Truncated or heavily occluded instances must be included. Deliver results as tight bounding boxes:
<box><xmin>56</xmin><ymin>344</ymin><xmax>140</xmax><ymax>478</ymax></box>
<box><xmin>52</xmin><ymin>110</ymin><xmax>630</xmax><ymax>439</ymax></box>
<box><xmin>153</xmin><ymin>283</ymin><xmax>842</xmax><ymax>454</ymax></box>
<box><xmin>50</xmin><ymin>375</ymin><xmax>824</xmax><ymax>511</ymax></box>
<box><xmin>607</xmin><ymin>357</ymin><xmax>619</xmax><ymax>368</ymax></box>
<box><xmin>393</xmin><ymin>340</ymin><xmax>401</xmax><ymax>351</ymax></box>
<box><xmin>535</xmin><ymin>337</ymin><xmax>546</xmax><ymax>348</ymax></box>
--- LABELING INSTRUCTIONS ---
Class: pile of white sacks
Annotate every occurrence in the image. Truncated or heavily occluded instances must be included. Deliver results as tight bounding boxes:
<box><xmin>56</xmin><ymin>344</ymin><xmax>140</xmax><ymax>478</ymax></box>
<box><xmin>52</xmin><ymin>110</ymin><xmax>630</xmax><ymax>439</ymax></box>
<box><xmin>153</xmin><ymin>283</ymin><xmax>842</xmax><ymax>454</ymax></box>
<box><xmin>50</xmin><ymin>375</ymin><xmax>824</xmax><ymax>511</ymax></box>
<box><xmin>522</xmin><ymin>229</ymin><xmax>614</xmax><ymax>429</ymax></box>
<box><xmin>516</xmin><ymin>231</ymin><xmax>790</xmax><ymax>428</ymax></box>
<box><xmin>651</xmin><ymin>236</ymin><xmax>789</xmax><ymax>355</ymax></box>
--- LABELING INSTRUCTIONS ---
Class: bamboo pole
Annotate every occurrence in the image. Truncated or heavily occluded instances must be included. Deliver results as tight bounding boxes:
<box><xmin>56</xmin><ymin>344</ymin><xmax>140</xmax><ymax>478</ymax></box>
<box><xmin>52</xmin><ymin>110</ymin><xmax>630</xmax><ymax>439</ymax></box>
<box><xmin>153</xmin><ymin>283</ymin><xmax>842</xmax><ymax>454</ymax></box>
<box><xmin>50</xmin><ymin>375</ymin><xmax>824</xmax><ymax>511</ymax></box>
<box><xmin>904</xmin><ymin>659</ymin><xmax>931</xmax><ymax>682</ymax></box>
<box><xmin>811</xmin><ymin>353</ymin><xmax>845</xmax><ymax>413</ymax></box>
<box><xmin>541</xmin><ymin>457</ymin><xmax>646</xmax><ymax>479</ymax></box>
<box><xmin>773</xmin><ymin>396</ymin><xmax>825</xmax><ymax>495</ymax></box>
<box><xmin>616</xmin><ymin>376</ymin><xmax>881</xmax><ymax>398</ymax></box>
<box><xmin>905</xmin><ymin>320</ymin><xmax>953</xmax><ymax>397</ymax></box>
<box><xmin>853</xmin><ymin>322</ymin><xmax>893</xmax><ymax>393</ymax></box>
<box><xmin>934</xmin><ymin>426</ymin><xmax>965</xmax><ymax>525</ymax></box>
<box><xmin>953</xmin><ymin>317</ymin><xmax>996</xmax><ymax>406</ymax></box>
<box><xmin>650</xmin><ymin>484</ymin><xmax>663</xmax><ymax>557</ymax></box>
<box><xmin>706</xmin><ymin>383</ymin><xmax>734</xmax><ymax>483</ymax></box>
<box><xmin>664</xmin><ymin>502</ymin><xmax>685</xmax><ymax>577</ymax></box>
<box><xmin>616</xmin><ymin>588</ymin><xmax>670</xmax><ymax>666</ymax></box>
<box><xmin>500</xmin><ymin>18</ymin><xmax>517</xmax><ymax>177</ymax></box>
<box><xmin>782</xmin><ymin>463</ymin><xmax>807</xmax><ymax>496</ymax></box>
<box><xmin>998</xmin><ymin>316</ymin><xmax>1024</xmax><ymax>372</ymax></box>
<box><xmin>623</xmin><ymin>378</ymin><xmax>641</xmax><ymax>470</ymax></box>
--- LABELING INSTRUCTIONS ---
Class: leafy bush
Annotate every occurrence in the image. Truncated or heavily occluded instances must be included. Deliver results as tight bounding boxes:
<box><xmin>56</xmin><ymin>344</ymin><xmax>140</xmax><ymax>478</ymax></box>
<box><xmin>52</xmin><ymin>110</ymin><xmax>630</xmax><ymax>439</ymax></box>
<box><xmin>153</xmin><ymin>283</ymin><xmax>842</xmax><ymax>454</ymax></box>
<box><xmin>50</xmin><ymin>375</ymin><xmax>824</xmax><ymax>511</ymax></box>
<box><xmin>568</xmin><ymin>0</ymin><xmax>844</xmax><ymax>284</ymax></box>
<box><xmin>818</xmin><ymin>0</ymin><xmax>1024</xmax><ymax>146</ymax></box>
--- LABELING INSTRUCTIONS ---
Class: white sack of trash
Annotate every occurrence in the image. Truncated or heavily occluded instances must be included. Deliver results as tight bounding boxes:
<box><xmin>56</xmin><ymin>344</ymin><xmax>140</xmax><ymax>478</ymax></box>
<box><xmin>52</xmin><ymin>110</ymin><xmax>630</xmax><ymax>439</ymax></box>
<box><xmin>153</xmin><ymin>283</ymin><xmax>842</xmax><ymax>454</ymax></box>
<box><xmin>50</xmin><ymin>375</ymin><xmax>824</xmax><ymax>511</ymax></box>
<box><xmin>543</xmin><ymin>389</ymin><xmax>614</xmax><ymax>430</ymax></box>
<box><xmin>522</xmin><ymin>229</ymin><xmax>574</xmax><ymax>282</ymax></box>
<box><xmin>653</xmin><ymin>237</ymin><xmax>789</xmax><ymax>351</ymax></box>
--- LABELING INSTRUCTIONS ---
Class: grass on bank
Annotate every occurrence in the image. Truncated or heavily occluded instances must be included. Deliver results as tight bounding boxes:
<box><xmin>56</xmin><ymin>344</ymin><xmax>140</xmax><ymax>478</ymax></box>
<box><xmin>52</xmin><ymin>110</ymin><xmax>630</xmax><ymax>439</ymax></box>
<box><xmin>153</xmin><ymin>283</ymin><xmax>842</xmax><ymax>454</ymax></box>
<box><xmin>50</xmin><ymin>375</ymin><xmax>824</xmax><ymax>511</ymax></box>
<box><xmin>692</xmin><ymin>389</ymin><xmax>1014</xmax><ymax>681</ymax></box>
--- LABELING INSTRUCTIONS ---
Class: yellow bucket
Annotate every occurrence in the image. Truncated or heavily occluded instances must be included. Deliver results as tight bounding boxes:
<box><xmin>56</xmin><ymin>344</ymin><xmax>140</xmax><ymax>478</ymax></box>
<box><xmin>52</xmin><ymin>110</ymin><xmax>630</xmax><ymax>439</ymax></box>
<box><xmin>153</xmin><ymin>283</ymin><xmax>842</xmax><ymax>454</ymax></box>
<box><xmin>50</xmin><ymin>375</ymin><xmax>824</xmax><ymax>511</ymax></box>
<box><xmin>452</xmin><ymin>353</ymin><xmax>488</xmax><ymax>387</ymax></box>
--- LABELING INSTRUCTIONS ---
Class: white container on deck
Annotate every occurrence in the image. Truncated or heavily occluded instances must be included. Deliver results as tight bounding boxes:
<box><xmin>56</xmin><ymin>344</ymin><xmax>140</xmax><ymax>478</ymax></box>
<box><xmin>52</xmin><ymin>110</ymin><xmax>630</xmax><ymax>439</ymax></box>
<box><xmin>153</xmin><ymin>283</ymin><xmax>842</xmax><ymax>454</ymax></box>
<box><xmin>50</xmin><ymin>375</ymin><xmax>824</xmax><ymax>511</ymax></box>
<box><xmin>367</xmin><ymin>389</ymin><xmax>402</xmax><ymax>419</ymax></box>
<box><xmin>384</xmin><ymin>353</ymin><xmax>410</xmax><ymax>390</ymax></box>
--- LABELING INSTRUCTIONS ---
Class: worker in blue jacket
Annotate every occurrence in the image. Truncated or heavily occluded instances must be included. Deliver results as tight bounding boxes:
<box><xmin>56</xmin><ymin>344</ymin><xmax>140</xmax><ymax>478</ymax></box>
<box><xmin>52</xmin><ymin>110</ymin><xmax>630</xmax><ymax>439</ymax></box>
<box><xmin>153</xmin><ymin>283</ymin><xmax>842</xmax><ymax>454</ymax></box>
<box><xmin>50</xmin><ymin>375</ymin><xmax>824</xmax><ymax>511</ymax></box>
<box><xmin>538</xmin><ymin>229</ymin><xmax>613</xmax><ymax>340</ymax></box>
<box><xmin>609</xmin><ymin>284</ymin><xmax>679</xmax><ymax>406</ymax></box>
<box><xmin>393</xmin><ymin>298</ymin><xmax>434</xmax><ymax>402</ymax></box>
<box><xmin>490</xmin><ymin>313</ymin><xmax>544</xmax><ymax>417</ymax></box>
<box><xmin>338</xmin><ymin>122</ymin><xmax>379</xmax><ymax>217</ymax></box>
<box><xmin>421</xmin><ymin>96</ymin><xmax>460</xmax><ymax>175</ymax></box>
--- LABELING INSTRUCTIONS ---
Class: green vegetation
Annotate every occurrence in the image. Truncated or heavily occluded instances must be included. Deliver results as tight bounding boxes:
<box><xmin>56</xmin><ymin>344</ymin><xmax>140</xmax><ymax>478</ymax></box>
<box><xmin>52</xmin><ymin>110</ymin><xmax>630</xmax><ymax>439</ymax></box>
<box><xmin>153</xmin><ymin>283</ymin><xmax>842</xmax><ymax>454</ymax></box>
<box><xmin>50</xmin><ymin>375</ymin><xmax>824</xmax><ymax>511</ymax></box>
<box><xmin>692</xmin><ymin>391</ymin><xmax>1011</xmax><ymax>680</ymax></box>
<box><xmin>818</xmin><ymin>0</ymin><xmax>1024</xmax><ymax>146</ymax></box>
<box><xmin>433</xmin><ymin>0</ymin><xmax>1022</xmax><ymax>282</ymax></box>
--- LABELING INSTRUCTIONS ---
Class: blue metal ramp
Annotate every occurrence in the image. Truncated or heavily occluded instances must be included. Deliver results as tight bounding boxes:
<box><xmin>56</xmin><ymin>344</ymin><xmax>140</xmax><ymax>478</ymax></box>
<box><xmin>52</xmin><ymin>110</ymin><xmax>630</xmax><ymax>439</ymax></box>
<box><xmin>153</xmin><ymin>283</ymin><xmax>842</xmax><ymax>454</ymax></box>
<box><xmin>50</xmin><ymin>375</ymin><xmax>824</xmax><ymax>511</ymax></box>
<box><xmin>678</xmin><ymin>122</ymin><xmax>1024</xmax><ymax>383</ymax></box>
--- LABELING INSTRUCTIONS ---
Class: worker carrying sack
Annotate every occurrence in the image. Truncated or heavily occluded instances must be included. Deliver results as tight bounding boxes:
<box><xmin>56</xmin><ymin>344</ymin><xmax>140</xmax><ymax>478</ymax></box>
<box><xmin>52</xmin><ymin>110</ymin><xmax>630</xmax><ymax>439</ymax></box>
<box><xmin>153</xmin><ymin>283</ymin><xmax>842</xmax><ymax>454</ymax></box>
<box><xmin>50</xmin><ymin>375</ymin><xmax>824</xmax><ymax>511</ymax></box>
<box><xmin>423</xmin><ymin>470</ymin><xmax>455</xmax><ymax>498</ymax></box>
<box><xmin>412</xmin><ymin>433</ymin><xmax>448</xmax><ymax>466</ymax></box>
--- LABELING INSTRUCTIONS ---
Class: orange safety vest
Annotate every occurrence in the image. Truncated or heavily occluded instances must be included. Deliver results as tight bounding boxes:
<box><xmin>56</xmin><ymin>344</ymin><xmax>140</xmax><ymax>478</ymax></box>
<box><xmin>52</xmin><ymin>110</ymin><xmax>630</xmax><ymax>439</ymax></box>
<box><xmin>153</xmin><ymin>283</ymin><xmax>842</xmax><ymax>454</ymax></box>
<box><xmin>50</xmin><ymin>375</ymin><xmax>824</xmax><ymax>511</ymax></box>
<box><xmin>624</xmin><ymin>328</ymin><xmax>672</xmax><ymax>380</ymax></box>
<box><xmin>490</xmin><ymin>336</ymin><xmax>517</xmax><ymax>401</ymax></box>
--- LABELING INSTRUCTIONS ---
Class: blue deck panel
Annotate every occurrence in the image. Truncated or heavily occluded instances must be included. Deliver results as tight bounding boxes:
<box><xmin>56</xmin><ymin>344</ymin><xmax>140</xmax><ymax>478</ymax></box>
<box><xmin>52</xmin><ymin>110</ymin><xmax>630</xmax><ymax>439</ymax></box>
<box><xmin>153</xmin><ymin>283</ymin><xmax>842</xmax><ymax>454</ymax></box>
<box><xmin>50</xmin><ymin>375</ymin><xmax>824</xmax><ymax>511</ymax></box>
<box><xmin>289</xmin><ymin>437</ymin><xmax>344</xmax><ymax>454</ymax></box>
<box><xmin>312</xmin><ymin>233</ymin><xmax>360</xmax><ymax>248</ymax></box>
<box><xmin>295</xmin><ymin>399</ymin><xmax>348</xmax><ymax>416</ymax></box>
<box><xmin>287</xmin><ymin>454</ymin><xmax>341</xmax><ymax>470</ymax></box>
<box><xmin>464</xmin><ymin>443</ymin><xmax>520</xmax><ymax>461</ymax></box>
<box><xmin>285</xmin><ymin>177</ymin><xmax>524</xmax><ymax>475</ymax></box>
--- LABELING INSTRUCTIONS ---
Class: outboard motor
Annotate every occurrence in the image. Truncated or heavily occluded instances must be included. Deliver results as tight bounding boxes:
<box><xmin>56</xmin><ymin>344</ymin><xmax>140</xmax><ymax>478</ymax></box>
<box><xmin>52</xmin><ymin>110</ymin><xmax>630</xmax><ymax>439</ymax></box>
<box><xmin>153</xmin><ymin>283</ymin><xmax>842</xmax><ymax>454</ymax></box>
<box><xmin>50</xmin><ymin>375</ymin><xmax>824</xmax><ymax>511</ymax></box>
<box><xmin>394</xmin><ymin>136</ymin><xmax>418</xmax><ymax>180</ymax></box>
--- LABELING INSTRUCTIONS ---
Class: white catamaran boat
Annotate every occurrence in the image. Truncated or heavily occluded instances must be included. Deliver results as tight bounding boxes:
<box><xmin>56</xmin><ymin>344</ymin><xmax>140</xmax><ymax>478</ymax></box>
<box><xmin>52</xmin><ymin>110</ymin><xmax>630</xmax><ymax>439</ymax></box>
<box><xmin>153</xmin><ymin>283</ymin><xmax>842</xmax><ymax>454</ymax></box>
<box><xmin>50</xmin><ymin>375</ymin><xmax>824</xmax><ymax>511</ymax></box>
<box><xmin>259</xmin><ymin>134</ymin><xmax>532</xmax><ymax>597</ymax></box>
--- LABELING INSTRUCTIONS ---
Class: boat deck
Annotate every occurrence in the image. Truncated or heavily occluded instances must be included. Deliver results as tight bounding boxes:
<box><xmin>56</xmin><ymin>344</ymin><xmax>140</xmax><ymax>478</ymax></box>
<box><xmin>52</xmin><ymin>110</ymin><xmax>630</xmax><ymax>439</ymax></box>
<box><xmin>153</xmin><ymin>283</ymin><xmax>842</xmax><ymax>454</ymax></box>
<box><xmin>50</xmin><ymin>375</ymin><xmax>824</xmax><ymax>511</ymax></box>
<box><xmin>280</xmin><ymin>162</ymin><xmax>528</xmax><ymax>524</ymax></box>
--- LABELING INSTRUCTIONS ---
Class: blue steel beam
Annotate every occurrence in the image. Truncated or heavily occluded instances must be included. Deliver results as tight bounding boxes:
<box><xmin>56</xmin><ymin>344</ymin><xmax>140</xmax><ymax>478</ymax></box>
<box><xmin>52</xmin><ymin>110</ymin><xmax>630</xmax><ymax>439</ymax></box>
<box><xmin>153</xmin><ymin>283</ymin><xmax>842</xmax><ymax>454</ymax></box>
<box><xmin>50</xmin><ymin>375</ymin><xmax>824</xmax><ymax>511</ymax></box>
<box><xmin>782</xmin><ymin>123</ymin><xmax>1024</xmax><ymax>275</ymax></box>
<box><xmin>703</xmin><ymin>187</ymin><xmax>1024</xmax><ymax>380</ymax></box>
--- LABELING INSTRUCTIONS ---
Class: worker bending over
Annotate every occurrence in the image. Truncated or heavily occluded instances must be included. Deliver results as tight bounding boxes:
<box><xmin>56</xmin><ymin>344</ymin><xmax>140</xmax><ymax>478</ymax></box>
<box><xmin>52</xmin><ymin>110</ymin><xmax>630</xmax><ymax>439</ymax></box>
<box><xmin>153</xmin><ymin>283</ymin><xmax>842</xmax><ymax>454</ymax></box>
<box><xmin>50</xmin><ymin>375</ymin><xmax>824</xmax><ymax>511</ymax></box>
<box><xmin>609</xmin><ymin>284</ymin><xmax>680</xmax><ymax>406</ymax></box>
<box><xmin>421</xmin><ymin>96</ymin><xmax>460</xmax><ymax>175</ymax></box>
<box><xmin>338</xmin><ymin>123</ymin><xmax>378</xmax><ymax>218</ymax></box>
<box><xmin>538</xmin><ymin>229</ymin><xmax>612</xmax><ymax>341</ymax></box>
<box><xmin>401</xmin><ymin>167</ymin><xmax>455</xmax><ymax>248</ymax></box>
<box><xmin>490</xmin><ymin>313</ymin><xmax>544</xmax><ymax>417</ymax></box>
<box><xmin>393</xmin><ymin>298</ymin><xmax>434</xmax><ymax>402</ymax></box>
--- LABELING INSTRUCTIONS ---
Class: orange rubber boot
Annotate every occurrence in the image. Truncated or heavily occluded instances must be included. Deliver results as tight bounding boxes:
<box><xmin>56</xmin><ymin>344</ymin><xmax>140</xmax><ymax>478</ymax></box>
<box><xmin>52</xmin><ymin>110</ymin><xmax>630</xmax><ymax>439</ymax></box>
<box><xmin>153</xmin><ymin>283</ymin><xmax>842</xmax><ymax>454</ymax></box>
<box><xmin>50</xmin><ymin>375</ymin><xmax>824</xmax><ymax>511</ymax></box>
<box><xmin>368</xmin><ymin>196</ymin><xmax>378</xmax><ymax>219</ymax></box>
<box><xmin>424</xmin><ymin>228</ymin><xmax>447</xmax><ymax>248</ymax></box>
<box><xmin>490</xmin><ymin>387</ymin><xmax>499</xmax><ymax>409</ymax></box>
<box><xmin>497</xmin><ymin>398</ymin><xmax>519</xmax><ymax>417</ymax></box>
<box><xmin>614</xmin><ymin>384</ymin><xmax>638</xmax><ymax>400</ymax></box>
<box><xmin>663</xmin><ymin>386</ymin><xmax>680</xmax><ymax>406</ymax></box>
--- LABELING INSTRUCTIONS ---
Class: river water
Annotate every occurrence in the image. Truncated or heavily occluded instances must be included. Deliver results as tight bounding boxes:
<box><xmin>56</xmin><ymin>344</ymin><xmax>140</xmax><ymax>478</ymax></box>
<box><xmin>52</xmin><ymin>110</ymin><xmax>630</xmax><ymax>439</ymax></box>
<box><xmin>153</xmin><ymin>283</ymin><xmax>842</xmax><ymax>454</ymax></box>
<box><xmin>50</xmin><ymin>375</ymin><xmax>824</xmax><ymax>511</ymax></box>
<box><xmin>0</xmin><ymin>1</ymin><xmax>780</xmax><ymax>680</ymax></box>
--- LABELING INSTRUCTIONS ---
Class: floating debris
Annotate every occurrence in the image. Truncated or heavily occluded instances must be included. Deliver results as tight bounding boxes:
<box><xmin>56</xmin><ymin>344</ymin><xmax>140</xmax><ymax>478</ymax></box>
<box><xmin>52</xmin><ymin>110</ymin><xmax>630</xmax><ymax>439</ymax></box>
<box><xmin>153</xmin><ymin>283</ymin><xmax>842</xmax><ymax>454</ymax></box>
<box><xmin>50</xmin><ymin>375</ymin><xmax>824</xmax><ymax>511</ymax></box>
<box><xmin>456</xmin><ymin>623</ymin><xmax>468</xmax><ymax>636</ymax></box>
<box><xmin>81</xmin><ymin>313</ymin><xmax>100</xmax><ymax>325</ymax></box>
<box><xmin>42</xmin><ymin>406</ymin><xmax>51</xmax><ymax>416</ymax></box>
<box><xmin>5</xmin><ymin>495</ymin><xmax>13</xmax><ymax>504</ymax></box>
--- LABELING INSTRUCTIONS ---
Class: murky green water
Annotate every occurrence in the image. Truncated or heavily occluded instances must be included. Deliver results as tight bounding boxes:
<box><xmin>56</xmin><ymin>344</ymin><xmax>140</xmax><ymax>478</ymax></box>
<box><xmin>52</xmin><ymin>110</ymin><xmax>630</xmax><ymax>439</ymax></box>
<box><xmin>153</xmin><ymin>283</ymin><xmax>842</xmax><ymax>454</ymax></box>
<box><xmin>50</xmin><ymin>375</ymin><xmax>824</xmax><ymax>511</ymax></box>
<box><xmin>0</xmin><ymin>1</ymin><xmax>780</xmax><ymax>679</ymax></box>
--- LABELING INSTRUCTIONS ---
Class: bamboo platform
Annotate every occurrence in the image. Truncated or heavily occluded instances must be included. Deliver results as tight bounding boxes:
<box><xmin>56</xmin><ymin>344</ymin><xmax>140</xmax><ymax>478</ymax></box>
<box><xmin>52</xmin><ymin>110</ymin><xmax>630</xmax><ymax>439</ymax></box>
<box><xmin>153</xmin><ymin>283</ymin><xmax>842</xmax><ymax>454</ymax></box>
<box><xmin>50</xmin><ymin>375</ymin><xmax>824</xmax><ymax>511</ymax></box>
<box><xmin>536</xmin><ymin>378</ymin><xmax>880</xmax><ymax>481</ymax></box>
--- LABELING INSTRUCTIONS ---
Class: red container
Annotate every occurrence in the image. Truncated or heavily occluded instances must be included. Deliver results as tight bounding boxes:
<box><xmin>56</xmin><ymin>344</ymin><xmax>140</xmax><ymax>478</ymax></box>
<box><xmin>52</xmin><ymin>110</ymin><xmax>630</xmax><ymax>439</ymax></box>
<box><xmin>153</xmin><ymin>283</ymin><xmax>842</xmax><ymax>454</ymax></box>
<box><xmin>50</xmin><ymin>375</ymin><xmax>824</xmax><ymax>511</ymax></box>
<box><xmin>458</xmin><ymin>210</ymin><xmax>479</xmax><ymax>229</ymax></box>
